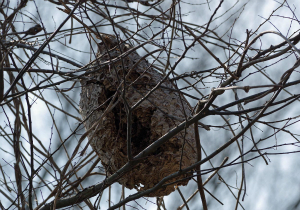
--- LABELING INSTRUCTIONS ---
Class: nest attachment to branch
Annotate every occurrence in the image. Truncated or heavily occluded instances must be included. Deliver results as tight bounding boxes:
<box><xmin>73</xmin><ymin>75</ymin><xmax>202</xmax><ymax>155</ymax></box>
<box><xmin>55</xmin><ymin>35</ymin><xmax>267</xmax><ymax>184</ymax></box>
<box><xmin>79</xmin><ymin>34</ymin><xmax>197</xmax><ymax>197</ymax></box>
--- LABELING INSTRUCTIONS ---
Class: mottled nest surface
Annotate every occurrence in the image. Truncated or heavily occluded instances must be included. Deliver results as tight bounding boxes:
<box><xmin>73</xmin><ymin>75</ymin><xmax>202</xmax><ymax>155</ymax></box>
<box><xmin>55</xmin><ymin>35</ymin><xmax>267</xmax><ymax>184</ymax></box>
<box><xmin>79</xmin><ymin>34</ymin><xmax>197</xmax><ymax>197</ymax></box>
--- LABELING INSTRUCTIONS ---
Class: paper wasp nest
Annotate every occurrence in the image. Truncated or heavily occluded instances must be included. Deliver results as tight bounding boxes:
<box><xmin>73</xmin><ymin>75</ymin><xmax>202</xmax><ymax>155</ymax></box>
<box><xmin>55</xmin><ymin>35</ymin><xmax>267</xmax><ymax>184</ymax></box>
<box><xmin>79</xmin><ymin>34</ymin><xmax>197</xmax><ymax>196</ymax></box>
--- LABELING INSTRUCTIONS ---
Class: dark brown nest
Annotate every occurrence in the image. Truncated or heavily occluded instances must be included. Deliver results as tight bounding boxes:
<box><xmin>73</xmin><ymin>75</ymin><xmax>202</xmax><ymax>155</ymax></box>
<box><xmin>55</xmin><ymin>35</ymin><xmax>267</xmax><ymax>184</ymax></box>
<box><xmin>79</xmin><ymin>34</ymin><xmax>197</xmax><ymax>197</ymax></box>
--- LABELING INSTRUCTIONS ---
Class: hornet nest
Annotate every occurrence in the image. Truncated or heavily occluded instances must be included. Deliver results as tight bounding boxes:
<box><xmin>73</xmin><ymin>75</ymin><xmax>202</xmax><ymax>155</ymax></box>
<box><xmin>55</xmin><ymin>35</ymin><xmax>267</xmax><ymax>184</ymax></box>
<box><xmin>79</xmin><ymin>34</ymin><xmax>197</xmax><ymax>197</ymax></box>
